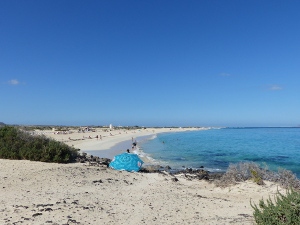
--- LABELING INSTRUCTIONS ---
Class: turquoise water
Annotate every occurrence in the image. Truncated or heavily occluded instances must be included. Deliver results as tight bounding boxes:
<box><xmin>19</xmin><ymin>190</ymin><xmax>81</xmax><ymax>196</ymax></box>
<box><xmin>139</xmin><ymin>128</ymin><xmax>300</xmax><ymax>177</ymax></box>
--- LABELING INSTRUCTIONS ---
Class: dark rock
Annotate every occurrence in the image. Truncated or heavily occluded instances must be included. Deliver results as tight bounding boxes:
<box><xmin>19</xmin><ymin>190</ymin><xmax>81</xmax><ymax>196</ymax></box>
<box><xmin>36</xmin><ymin>204</ymin><xmax>53</xmax><ymax>208</ymax></box>
<box><xmin>165</xmin><ymin>166</ymin><xmax>172</xmax><ymax>169</ymax></box>
<box><xmin>139</xmin><ymin>166</ymin><xmax>160</xmax><ymax>173</ymax></box>
<box><xmin>67</xmin><ymin>219</ymin><xmax>80</xmax><ymax>224</ymax></box>
<box><xmin>172</xmin><ymin>168</ymin><xmax>211</xmax><ymax>180</ymax></box>
<box><xmin>75</xmin><ymin>154</ymin><xmax>111</xmax><ymax>167</ymax></box>
<box><xmin>185</xmin><ymin>168</ymin><xmax>193</xmax><ymax>173</ymax></box>
<box><xmin>32</xmin><ymin>213</ymin><xmax>43</xmax><ymax>217</ymax></box>
<box><xmin>99</xmin><ymin>158</ymin><xmax>111</xmax><ymax>166</ymax></box>
<box><xmin>171</xmin><ymin>177</ymin><xmax>179</xmax><ymax>182</ymax></box>
<box><xmin>93</xmin><ymin>180</ymin><xmax>103</xmax><ymax>183</ymax></box>
<box><xmin>174</xmin><ymin>168</ymin><xmax>207</xmax><ymax>175</ymax></box>
<box><xmin>238</xmin><ymin>214</ymin><xmax>251</xmax><ymax>218</ymax></box>
<box><xmin>195</xmin><ymin>194</ymin><xmax>207</xmax><ymax>198</ymax></box>
<box><xmin>197</xmin><ymin>174</ymin><xmax>209</xmax><ymax>180</ymax></box>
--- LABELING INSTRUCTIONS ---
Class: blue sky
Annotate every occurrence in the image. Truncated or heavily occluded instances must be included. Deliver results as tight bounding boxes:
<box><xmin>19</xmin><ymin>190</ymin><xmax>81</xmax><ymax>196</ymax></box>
<box><xmin>1</xmin><ymin>0</ymin><xmax>299</xmax><ymax>127</ymax></box>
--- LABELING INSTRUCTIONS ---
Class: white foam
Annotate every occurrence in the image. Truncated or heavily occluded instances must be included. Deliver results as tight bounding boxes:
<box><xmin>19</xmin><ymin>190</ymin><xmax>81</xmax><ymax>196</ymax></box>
<box><xmin>133</xmin><ymin>145</ymin><xmax>167</xmax><ymax>166</ymax></box>
<box><xmin>149</xmin><ymin>134</ymin><xmax>157</xmax><ymax>140</ymax></box>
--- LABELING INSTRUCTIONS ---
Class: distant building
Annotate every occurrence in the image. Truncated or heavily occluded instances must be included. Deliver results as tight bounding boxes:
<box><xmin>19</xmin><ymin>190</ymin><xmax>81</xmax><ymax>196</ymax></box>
<box><xmin>109</xmin><ymin>124</ymin><xmax>113</xmax><ymax>129</ymax></box>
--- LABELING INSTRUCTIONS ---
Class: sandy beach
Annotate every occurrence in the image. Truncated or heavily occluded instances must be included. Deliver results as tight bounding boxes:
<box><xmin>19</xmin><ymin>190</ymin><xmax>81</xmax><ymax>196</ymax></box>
<box><xmin>0</xmin><ymin>158</ymin><xmax>285</xmax><ymax>225</ymax></box>
<box><xmin>37</xmin><ymin>127</ymin><xmax>207</xmax><ymax>160</ymax></box>
<box><xmin>0</xmin><ymin>127</ymin><xmax>287</xmax><ymax>224</ymax></box>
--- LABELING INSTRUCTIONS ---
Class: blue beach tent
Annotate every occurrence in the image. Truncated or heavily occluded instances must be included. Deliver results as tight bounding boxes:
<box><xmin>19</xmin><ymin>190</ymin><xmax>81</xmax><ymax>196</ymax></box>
<box><xmin>109</xmin><ymin>153</ymin><xmax>144</xmax><ymax>172</ymax></box>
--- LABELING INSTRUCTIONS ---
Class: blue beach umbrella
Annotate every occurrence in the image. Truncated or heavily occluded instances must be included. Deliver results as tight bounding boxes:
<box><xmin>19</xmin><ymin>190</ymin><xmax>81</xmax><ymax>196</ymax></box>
<box><xmin>109</xmin><ymin>153</ymin><xmax>144</xmax><ymax>172</ymax></box>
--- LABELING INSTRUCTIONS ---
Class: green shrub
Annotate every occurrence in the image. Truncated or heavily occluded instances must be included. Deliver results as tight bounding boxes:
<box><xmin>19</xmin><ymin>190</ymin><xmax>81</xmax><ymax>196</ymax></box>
<box><xmin>251</xmin><ymin>189</ymin><xmax>300</xmax><ymax>224</ymax></box>
<box><xmin>0</xmin><ymin>126</ymin><xmax>79</xmax><ymax>163</ymax></box>
<box><xmin>250</xmin><ymin>169</ymin><xmax>264</xmax><ymax>185</ymax></box>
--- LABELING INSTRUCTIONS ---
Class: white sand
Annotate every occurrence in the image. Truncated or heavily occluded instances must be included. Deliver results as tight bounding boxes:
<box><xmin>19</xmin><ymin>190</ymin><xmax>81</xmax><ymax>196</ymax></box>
<box><xmin>1</xmin><ymin>127</ymin><xmax>286</xmax><ymax>224</ymax></box>
<box><xmin>0</xmin><ymin>159</ymin><xmax>285</xmax><ymax>225</ymax></box>
<box><xmin>38</xmin><ymin>127</ymin><xmax>208</xmax><ymax>158</ymax></box>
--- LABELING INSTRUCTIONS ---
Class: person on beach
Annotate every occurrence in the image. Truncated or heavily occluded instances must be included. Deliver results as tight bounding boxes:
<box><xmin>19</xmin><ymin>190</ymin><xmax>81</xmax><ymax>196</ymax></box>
<box><xmin>132</xmin><ymin>141</ymin><xmax>137</xmax><ymax>148</ymax></box>
<box><xmin>126</xmin><ymin>149</ymin><xmax>130</xmax><ymax>153</ymax></box>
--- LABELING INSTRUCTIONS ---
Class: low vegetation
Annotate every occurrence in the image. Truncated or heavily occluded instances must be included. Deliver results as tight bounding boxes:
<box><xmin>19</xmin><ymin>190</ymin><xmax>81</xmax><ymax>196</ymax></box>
<box><xmin>0</xmin><ymin>126</ymin><xmax>79</xmax><ymax>163</ymax></box>
<box><xmin>212</xmin><ymin>162</ymin><xmax>300</xmax><ymax>224</ymax></box>
<box><xmin>214</xmin><ymin>161</ymin><xmax>300</xmax><ymax>190</ymax></box>
<box><xmin>251</xmin><ymin>188</ymin><xmax>300</xmax><ymax>224</ymax></box>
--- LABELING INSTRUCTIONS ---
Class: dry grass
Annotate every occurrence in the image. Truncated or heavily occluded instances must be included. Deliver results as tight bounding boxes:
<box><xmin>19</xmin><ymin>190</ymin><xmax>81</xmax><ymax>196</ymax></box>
<box><xmin>214</xmin><ymin>162</ymin><xmax>300</xmax><ymax>190</ymax></box>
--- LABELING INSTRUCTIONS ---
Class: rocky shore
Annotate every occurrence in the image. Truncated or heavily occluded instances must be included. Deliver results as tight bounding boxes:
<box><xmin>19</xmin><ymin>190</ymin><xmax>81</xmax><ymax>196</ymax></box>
<box><xmin>75</xmin><ymin>153</ymin><xmax>224</xmax><ymax>182</ymax></box>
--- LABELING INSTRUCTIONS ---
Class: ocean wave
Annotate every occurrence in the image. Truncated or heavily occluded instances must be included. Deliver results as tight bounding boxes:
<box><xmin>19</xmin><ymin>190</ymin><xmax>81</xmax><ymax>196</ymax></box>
<box><xmin>133</xmin><ymin>145</ymin><xmax>167</xmax><ymax>166</ymax></box>
<box><xmin>148</xmin><ymin>134</ymin><xmax>157</xmax><ymax>140</ymax></box>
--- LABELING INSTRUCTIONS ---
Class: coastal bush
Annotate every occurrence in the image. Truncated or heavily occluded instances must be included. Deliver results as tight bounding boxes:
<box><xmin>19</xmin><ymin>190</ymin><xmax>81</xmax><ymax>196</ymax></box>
<box><xmin>0</xmin><ymin>126</ymin><xmax>79</xmax><ymax>163</ymax></box>
<box><xmin>214</xmin><ymin>162</ymin><xmax>300</xmax><ymax>190</ymax></box>
<box><xmin>250</xmin><ymin>170</ymin><xmax>264</xmax><ymax>185</ymax></box>
<box><xmin>251</xmin><ymin>188</ymin><xmax>300</xmax><ymax>224</ymax></box>
<box><xmin>272</xmin><ymin>169</ymin><xmax>300</xmax><ymax>190</ymax></box>
<box><xmin>214</xmin><ymin>162</ymin><xmax>267</xmax><ymax>187</ymax></box>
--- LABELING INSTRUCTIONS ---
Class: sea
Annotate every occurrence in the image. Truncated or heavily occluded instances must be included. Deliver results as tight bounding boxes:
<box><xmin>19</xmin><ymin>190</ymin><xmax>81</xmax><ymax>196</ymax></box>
<box><xmin>135</xmin><ymin>127</ymin><xmax>300</xmax><ymax>177</ymax></box>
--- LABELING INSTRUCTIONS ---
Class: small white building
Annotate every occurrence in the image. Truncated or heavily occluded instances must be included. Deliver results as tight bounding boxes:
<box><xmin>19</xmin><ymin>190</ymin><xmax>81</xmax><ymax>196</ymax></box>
<box><xmin>109</xmin><ymin>124</ymin><xmax>113</xmax><ymax>129</ymax></box>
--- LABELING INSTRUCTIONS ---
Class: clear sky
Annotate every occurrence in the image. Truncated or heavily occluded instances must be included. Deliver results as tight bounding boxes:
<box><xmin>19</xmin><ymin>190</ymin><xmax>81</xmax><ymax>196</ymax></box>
<box><xmin>1</xmin><ymin>0</ymin><xmax>299</xmax><ymax>127</ymax></box>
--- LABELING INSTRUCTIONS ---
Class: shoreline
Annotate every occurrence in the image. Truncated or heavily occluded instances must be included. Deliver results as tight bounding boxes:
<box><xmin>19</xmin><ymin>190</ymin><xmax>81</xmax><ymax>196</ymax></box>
<box><xmin>84</xmin><ymin>134</ymin><xmax>155</xmax><ymax>163</ymax></box>
<box><xmin>39</xmin><ymin>127</ymin><xmax>210</xmax><ymax>161</ymax></box>
<box><xmin>0</xmin><ymin>127</ymin><xmax>290</xmax><ymax>224</ymax></box>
